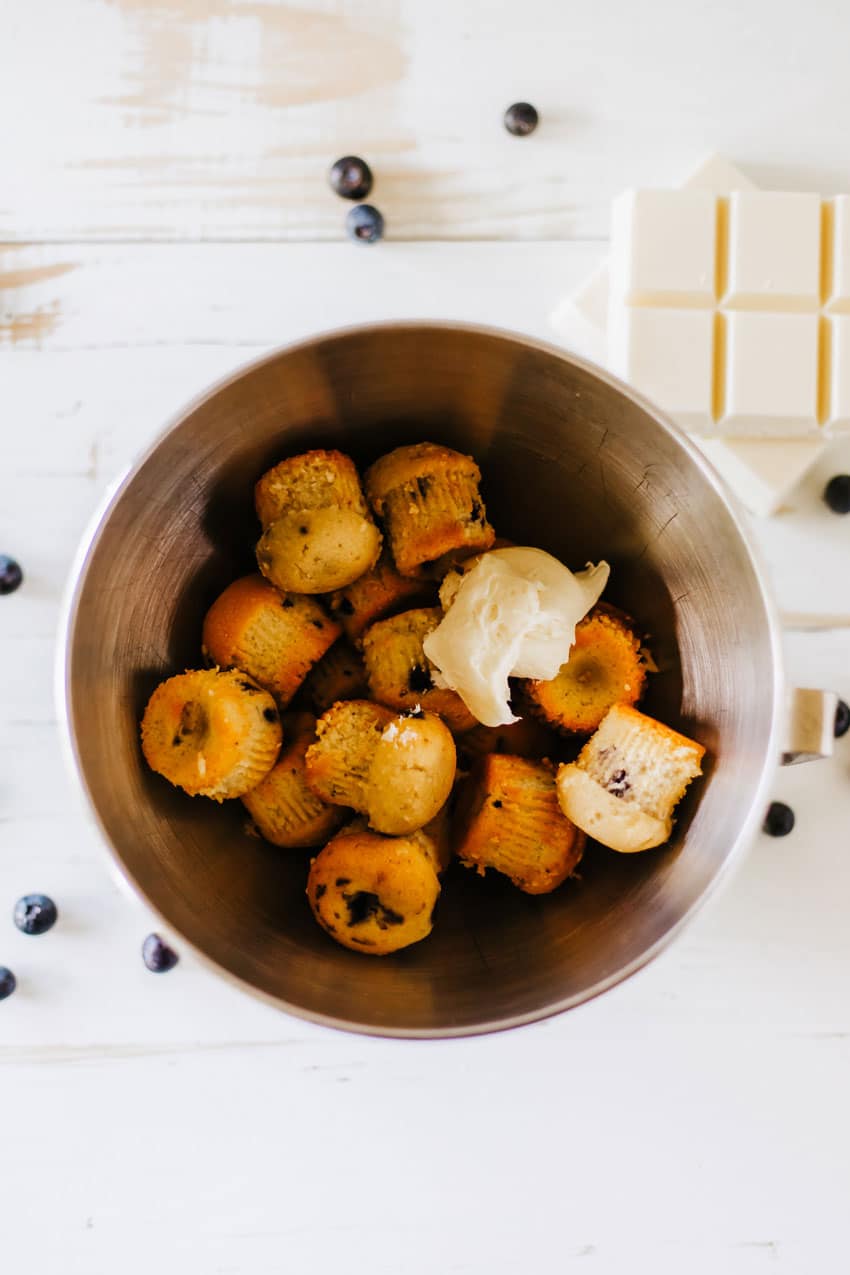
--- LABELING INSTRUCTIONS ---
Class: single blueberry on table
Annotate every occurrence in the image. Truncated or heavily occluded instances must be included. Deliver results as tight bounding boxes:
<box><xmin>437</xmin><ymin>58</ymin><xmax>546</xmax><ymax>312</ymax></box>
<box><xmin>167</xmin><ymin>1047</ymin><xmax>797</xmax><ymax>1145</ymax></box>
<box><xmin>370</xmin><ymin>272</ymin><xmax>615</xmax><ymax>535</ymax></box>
<box><xmin>0</xmin><ymin>967</ymin><xmax>16</xmax><ymax>1001</ymax></box>
<box><xmin>0</xmin><ymin>555</ymin><xmax>23</xmax><ymax>595</ymax></box>
<box><xmin>823</xmin><ymin>474</ymin><xmax>850</xmax><ymax>514</ymax></box>
<box><xmin>142</xmin><ymin>933</ymin><xmax>179</xmax><ymax>973</ymax></box>
<box><xmin>345</xmin><ymin>204</ymin><xmax>384</xmax><ymax>244</ymax></box>
<box><xmin>835</xmin><ymin>698</ymin><xmax>850</xmax><ymax>739</ymax></box>
<box><xmin>13</xmin><ymin>893</ymin><xmax>58</xmax><ymax>935</ymax></box>
<box><xmin>503</xmin><ymin>102</ymin><xmax>539</xmax><ymax>136</ymax></box>
<box><xmin>329</xmin><ymin>155</ymin><xmax>373</xmax><ymax>201</ymax></box>
<box><xmin>763</xmin><ymin>801</ymin><xmax>795</xmax><ymax>837</ymax></box>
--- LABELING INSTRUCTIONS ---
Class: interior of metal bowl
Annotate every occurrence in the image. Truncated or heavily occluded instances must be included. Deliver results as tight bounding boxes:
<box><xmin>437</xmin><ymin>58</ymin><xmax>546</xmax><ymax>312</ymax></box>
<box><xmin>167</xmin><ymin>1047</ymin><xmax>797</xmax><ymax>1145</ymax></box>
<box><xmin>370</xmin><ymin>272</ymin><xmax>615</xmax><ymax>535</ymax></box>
<box><xmin>63</xmin><ymin>323</ymin><xmax>782</xmax><ymax>1036</ymax></box>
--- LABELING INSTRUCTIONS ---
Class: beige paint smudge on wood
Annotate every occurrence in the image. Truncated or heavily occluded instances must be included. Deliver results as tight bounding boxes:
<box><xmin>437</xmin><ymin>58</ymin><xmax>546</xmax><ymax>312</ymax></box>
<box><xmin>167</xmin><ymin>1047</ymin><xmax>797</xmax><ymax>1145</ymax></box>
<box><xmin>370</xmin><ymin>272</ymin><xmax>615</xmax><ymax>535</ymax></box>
<box><xmin>0</xmin><ymin>302</ymin><xmax>62</xmax><ymax>345</ymax></box>
<box><xmin>0</xmin><ymin>262</ymin><xmax>75</xmax><ymax>290</ymax></box>
<box><xmin>0</xmin><ymin>253</ymin><xmax>74</xmax><ymax>344</ymax></box>
<box><xmin>102</xmin><ymin>0</ymin><xmax>406</xmax><ymax>124</ymax></box>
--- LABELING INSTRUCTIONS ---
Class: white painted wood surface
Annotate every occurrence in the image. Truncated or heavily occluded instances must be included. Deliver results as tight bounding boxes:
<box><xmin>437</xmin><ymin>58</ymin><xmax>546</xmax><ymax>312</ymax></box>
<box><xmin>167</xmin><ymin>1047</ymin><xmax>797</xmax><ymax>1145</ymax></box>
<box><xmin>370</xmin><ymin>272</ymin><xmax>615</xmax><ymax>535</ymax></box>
<box><xmin>2</xmin><ymin>239</ymin><xmax>850</xmax><ymax>1274</ymax></box>
<box><xmin>3</xmin><ymin>2</ymin><xmax>850</xmax><ymax>1270</ymax></box>
<box><xmin>5</xmin><ymin>0</ymin><xmax>850</xmax><ymax>242</ymax></box>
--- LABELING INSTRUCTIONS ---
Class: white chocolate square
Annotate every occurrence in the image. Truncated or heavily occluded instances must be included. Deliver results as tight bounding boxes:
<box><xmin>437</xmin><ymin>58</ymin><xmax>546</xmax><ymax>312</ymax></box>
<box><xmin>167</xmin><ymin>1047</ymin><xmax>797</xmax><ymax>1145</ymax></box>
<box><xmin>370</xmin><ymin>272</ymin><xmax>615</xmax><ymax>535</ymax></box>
<box><xmin>719</xmin><ymin>312</ymin><xmax>820</xmax><ymax>435</ymax></box>
<box><xmin>608</xmin><ymin>306</ymin><xmax>715</xmax><ymax>434</ymax></box>
<box><xmin>609</xmin><ymin>189</ymin><xmax>717</xmax><ymax>307</ymax></box>
<box><xmin>827</xmin><ymin>315</ymin><xmax>850</xmax><ymax>433</ymax></box>
<box><xmin>723</xmin><ymin>191</ymin><xmax>821</xmax><ymax>311</ymax></box>
<box><xmin>697</xmin><ymin>437</ymin><xmax>827</xmax><ymax>515</ymax></box>
<box><xmin>825</xmin><ymin>196</ymin><xmax>850</xmax><ymax>314</ymax></box>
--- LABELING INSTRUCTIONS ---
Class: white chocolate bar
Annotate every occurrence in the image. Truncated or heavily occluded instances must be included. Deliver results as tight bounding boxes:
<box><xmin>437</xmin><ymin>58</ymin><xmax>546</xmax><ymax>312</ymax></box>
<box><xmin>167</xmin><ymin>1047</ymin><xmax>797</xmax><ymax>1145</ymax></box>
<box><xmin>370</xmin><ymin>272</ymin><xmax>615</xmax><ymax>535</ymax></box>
<box><xmin>607</xmin><ymin>183</ymin><xmax>850</xmax><ymax>439</ymax></box>
<box><xmin>610</xmin><ymin>189</ymin><xmax>717</xmax><ymax>308</ymax></box>
<box><xmin>608</xmin><ymin>306</ymin><xmax>715</xmax><ymax>434</ymax></box>
<box><xmin>825</xmin><ymin>196</ymin><xmax>850</xmax><ymax>315</ymax></box>
<box><xmin>826</xmin><ymin>316</ymin><xmax>850</xmax><ymax>432</ymax></box>
<box><xmin>723</xmin><ymin>192</ymin><xmax>821</xmax><ymax>312</ymax></box>
<box><xmin>718</xmin><ymin>312</ymin><xmax>821</xmax><ymax>436</ymax></box>
<box><xmin>697</xmin><ymin>437</ymin><xmax>827</xmax><ymax>517</ymax></box>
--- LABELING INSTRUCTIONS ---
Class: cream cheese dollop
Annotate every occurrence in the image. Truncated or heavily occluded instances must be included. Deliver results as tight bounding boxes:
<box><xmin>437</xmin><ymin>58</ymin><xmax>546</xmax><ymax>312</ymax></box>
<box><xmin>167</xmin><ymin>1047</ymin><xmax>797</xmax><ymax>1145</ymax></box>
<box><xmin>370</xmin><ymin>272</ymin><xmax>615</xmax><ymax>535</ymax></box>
<box><xmin>422</xmin><ymin>547</ymin><xmax>610</xmax><ymax>728</ymax></box>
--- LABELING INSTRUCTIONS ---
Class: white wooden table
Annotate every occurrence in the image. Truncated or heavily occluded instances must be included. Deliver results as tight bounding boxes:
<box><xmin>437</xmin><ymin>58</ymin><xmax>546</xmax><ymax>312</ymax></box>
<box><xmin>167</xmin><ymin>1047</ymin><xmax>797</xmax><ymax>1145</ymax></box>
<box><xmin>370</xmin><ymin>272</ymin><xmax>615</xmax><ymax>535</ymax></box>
<box><xmin>2</xmin><ymin>4</ymin><xmax>850</xmax><ymax>1271</ymax></box>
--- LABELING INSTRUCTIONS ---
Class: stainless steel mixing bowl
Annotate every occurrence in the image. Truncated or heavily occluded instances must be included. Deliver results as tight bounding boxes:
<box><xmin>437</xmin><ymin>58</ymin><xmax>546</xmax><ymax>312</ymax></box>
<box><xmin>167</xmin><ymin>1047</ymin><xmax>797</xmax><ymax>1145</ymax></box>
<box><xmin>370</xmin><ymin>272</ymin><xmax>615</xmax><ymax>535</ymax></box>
<box><xmin>60</xmin><ymin>322</ymin><xmax>790</xmax><ymax>1037</ymax></box>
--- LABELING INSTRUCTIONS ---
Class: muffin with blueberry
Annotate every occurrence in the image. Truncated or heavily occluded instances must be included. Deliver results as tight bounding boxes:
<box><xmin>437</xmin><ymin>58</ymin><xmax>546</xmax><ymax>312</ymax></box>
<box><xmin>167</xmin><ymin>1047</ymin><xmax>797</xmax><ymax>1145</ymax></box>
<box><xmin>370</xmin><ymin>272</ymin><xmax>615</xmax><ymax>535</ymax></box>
<box><xmin>327</xmin><ymin>549</ymin><xmax>437</xmax><ymax>645</ymax></box>
<box><xmin>364</xmin><ymin>442</ymin><xmax>494</xmax><ymax>577</ymax></box>
<box><xmin>306</xmin><ymin>821</ymin><xmax>441</xmax><ymax>955</ymax></box>
<box><xmin>361</xmin><ymin>607</ymin><xmax>478</xmax><ymax>733</ymax></box>
<box><xmin>202</xmin><ymin>574</ymin><xmax>339</xmax><ymax>708</ymax></box>
<box><xmin>305</xmin><ymin>698</ymin><xmax>456</xmax><ymax>836</ymax></box>
<box><xmin>241</xmin><ymin>711</ymin><xmax>346</xmax><ymax>848</ymax></box>
<box><xmin>255</xmin><ymin>449</ymin><xmax>382</xmax><ymax>594</ymax></box>
<box><xmin>453</xmin><ymin>753</ymin><xmax>584</xmax><ymax>894</ymax></box>
<box><xmin>524</xmin><ymin>605</ymin><xmax>648</xmax><ymax>735</ymax></box>
<box><xmin>556</xmin><ymin>704</ymin><xmax>704</xmax><ymax>853</ymax></box>
<box><xmin>141</xmin><ymin>668</ymin><xmax>282</xmax><ymax>801</ymax></box>
<box><xmin>301</xmin><ymin>639</ymin><xmax>369</xmax><ymax>715</ymax></box>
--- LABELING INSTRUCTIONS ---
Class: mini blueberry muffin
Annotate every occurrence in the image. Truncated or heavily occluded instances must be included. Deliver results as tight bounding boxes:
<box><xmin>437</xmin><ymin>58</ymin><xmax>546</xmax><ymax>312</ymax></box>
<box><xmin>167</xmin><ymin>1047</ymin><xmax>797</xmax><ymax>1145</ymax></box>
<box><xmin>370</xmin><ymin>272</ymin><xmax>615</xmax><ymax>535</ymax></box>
<box><xmin>254</xmin><ymin>449</ymin><xmax>365</xmax><ymax>529</ymax></box>
<box><xmin>241</xmin><ymin>712</ymin><xmax>347</xmax><ymax>848</ymax></box>
<box><xmin>364</xmin><ymin>442</ymin><xmax>495</xmax><ymax>577</ymax></box>
<box><xmin>141</xmin><ymin>668</ymin><xmax>282</xmax><ymax>801</ymax></box>
<box><xmin>453</xmin><ymin>754</ymin><xmax>584</xmax><ymax>894</ymax></box>
<box><xmin>327</xmin><ymin>549</ymin><xmax>437</xmax><ymax>645</ymax></box>
<box><xmin>305</xmin><ymin>699</ymin><xmax>456</xmax><ymax>836</ymax></box>
<box><xmin>524</xmin><ymin>605</ymin><xmax>648</xmax><ymax>735</ymax></box>
<box><xmin>409</xmin><ymin>805</ymin><xmax>452</xmax><ymax>875</ymax></box>
<box><xmin>306</xmin><ymin>822</ymin><xmax>441</xmax><ymax>954</ymax></box>
<box><xmin>360</xmin><ymin>607</ymin><xmax>478</xmax><ymax>733</ymax></box>
<box><xmin>556</xmin><ymin>704</ymin><xmax>704</xmax><ymax>853</ymax></box>
<box><xmin>254</xmin><ymin>450</ymin><xmax>382</xmax><ymax>594</ymax></box>
<box><xmin>455</xmin><ymin>717</ymin><xmax>558</xmax><ymax>769</ymax></box>
<box><xmin>202</xmin><ymin>574</ymin><xmax>339</xmax><ymax>708</ymax></box>
<box><xmin>301</xmin><ymin>639</ymin><xmax>369</xmax><ymax>715</ymax></box>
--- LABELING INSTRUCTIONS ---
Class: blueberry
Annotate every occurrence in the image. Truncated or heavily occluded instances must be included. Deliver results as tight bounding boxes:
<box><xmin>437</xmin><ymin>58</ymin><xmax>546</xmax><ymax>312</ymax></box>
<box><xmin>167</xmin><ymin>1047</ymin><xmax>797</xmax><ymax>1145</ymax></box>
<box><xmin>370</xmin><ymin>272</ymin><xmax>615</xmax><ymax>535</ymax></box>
<box><xmin>763</xmin><ymin>801</ymin><xmax>795</xmax><ymax>837</ymax></box>
<box><xmin>504</xmin><ymin>102</ymin><xmax>539</xmax><ymax>136</ymax></box>
<box><xmin>329</xmin><ymin>155</ymin><xmax>373</xmax><ymax>201</ymax></box>
<box><xmin>835</xmin><ymin>698</ymin><xmax>850</xmax><ymax>738</ymax></box>
<box><xmin>0</xmin><ymin>555</ymin><xmax>23</xmax><ymax>595</ymax></box>
<box><xmin>345</xmin><ymin>204</ymin><xmax>384</xmax><ymax>244</ymax></box>
<box><xmin>0</xmin><ymin>967</ymin><xmax>16</xmax><ymax>1001</ymax></box>
<box><xmin>13</xmin><ymin>893</ymin><xmax>58</xmax><ymax>935</ymax></box>
<box><xmin>142</xmin><ymin>933</ymin><xmax>179</xmax><ymax>973</ymax></box>
<box><xmin>823</xmin><ymin>474</ymin><xmax>850</xmax><ymax>514</ymax></box>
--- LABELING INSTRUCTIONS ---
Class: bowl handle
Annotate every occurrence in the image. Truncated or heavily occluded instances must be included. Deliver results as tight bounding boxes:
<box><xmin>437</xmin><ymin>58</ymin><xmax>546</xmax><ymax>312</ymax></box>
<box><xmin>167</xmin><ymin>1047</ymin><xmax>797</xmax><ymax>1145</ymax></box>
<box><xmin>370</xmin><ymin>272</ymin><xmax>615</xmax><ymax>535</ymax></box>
<box><xmin>782</xmin><ymin>688</ymin><xmax>838</xmax><ymax>765</ymax></box>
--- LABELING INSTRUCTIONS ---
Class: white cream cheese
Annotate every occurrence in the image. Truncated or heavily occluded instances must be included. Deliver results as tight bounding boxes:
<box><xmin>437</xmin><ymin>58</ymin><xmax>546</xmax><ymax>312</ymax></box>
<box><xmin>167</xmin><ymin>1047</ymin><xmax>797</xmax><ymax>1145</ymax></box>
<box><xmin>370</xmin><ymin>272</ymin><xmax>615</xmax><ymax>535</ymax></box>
<box><xmin>422</xmin><ymin>547</ymin><xmax>610</xmax><ymax>728</ymax></box>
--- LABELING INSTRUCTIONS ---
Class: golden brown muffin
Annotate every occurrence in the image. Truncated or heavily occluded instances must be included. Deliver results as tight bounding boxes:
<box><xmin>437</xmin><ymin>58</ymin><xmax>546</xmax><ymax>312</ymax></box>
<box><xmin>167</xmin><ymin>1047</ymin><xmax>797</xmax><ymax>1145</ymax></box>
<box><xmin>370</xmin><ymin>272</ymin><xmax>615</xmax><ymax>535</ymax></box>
<box><xmin>306</xmin><ymin>822</ymin><xmax>441</xmax><ymax>954</ymax></box>
<box><xmin>556</xmin><ymin>704</ymin><xmax>705</xmax><ymax>853</ymax></box>
<box><xmin>255</xmin><ymin>448</ymin><xmax>369</xmax><ymax>529</ymax></box>
<box><xmin>360</xmin><ymin>607</ymin><xmax>478</xmax><ymax>733</ymax></box>
<box><xmin>327</xmin><ymin>549</ymin><xmax>437</xmax><ymax>645</ymax></box>
<box><xmin>305</xmin><ymin>699</ymin><xmax>456</xmax><ymax>836</ymax></box>
<box><xmin>202</xmin><ymin>574</ymin><xmax>339</xmax><ymax>709</ymax></box>
<box><xmin>302</xmin><ymin>639</ymin><xmax>369</xmax><ymax>715</ymax></box>
<box><xmin>455</xmin><ymin>717</ymin><xmax>557</xmax><ymax>769</ymax></box>
<box><xmin>254</xmin><ymin>450</ymin><xmax>382</xmax><ymax>594</ymax></box>
<box><xmin>364</xmin><ymin>442</ymin><xmax>495</xmax><ymax>577</ymax></box>
<box><xmin>410</xmin><ymin>805</ymin><xmax>452</xmax><ymax>875</ymax></box>
<box><xmin>241</xmin><ymin>711</ymin><xmax>346</xmax><ymax>848</ymax></box>
<box><xmin>525</xmin><ymin>605</ymin><xmax>648</xmax><ymax>735</ymax></box>
<box><xmin>141</xmin><ymin>668</ymin><xmax>282</xmax><ymax>802</ymax></box>
<box><xmin>453</xmin><ymin>754</ymin><xmax>585</xmax><ymax>894</ymax></box>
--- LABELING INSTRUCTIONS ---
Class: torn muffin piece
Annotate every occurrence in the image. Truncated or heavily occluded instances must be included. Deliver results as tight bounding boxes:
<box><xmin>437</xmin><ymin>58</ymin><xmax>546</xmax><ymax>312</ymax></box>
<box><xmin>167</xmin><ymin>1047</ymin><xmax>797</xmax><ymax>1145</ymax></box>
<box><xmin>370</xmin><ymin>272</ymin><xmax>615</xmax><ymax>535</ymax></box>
<box><xmin>556</xmin><ymin>703</ymin><xmax>705</xmax><ymax>853</ymax></box>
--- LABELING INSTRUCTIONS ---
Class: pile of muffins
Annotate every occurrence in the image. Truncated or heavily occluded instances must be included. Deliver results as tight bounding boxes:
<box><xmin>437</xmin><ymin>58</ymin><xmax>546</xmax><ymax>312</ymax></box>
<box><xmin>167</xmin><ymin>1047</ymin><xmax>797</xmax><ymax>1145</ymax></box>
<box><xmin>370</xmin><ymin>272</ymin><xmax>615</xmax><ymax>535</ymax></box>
<box><xmin>140</xmin><ymin>442</ymin><xmax>703</xmax><ymax>956</ymax></box>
